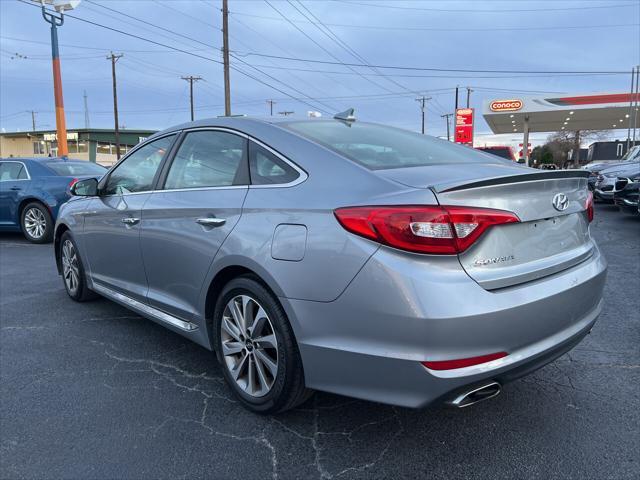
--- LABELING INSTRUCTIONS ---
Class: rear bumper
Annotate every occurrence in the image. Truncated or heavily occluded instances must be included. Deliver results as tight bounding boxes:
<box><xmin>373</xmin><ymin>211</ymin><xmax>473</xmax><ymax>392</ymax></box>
<box><xmin>594</xmin><ymin>189</ymin><xmax>614</xmax><ymax>201</ymax></box>
<box><xmin>282</xmin><ymin>243</ymin><xmax>607</xmax><ymax>408</ymax></box>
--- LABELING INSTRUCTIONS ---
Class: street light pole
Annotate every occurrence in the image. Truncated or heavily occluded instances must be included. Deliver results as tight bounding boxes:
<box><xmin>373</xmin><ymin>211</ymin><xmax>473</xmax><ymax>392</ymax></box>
<box><xmin>41</xmin><ymin>6</ymin><xmax>68</xmax><ymax>157</ymax></box>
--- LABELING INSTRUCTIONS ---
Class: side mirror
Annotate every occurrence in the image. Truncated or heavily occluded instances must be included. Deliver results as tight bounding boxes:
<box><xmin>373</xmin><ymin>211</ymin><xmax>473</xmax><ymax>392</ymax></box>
<box><xmin>71</xmin><ymin>177</ymin><xmax>99</xmax><ymax>196</ymax></box>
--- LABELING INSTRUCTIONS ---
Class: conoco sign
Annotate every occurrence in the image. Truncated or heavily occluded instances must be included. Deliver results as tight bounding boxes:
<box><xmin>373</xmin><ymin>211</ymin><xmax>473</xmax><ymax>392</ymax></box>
<box><xmin>489</xmin><ymin>99</ymin><xmax>523</xmax><ymax>112</ymax></box>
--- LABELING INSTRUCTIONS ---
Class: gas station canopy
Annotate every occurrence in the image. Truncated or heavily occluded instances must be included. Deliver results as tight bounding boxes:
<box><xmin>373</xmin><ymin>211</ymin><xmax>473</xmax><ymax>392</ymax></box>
<box><xmin>483</xmin><ymin>92</ymin><xmax>640</xmax><ymax>134</ymax></box>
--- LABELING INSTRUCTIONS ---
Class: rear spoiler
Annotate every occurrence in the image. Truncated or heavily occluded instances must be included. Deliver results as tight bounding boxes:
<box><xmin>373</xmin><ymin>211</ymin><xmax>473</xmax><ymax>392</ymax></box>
<box><xmin>435</xmin><ymin>170</ymin><xmax>589</xmax><ymax>193</ymax></box>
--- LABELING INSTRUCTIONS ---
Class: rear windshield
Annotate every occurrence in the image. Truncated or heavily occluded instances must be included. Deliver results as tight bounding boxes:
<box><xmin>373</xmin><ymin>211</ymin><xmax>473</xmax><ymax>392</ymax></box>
<box><xmin>476</xmin><ymin>147</ymin><xmax>513</xmax><ymax>160</ymax></box>
<box><xmin>282</xmin><ymin>120</ymin><xmax>502</xmax><ymax>170</ymax></box>
<box><xmin>45</xmin><ymin>161</ymin><xmax>106</xmax><ymax>176</ymax></box>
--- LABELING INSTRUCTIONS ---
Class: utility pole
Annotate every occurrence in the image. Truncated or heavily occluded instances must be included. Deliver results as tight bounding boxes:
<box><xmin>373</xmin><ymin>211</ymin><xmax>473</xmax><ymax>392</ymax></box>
<box><xmin>30</xmin><ymin>111</ymin><xmax>37</xmax><ymax>132</ymax></box>
<box><xmin>266</xmin><ymin>99</ymin><xmax>276</xmax><ymax>116</ymax></box>
<box><xmin>107</xmin><ymin>52</ymin><xmax>123</xmax><ymax>160</ymax></box>
<box><xmin>278</xmin><ymin>111</ymin><xmax>294</xmax><ymax>116</ymax></box>
<box><xmin>441</xmin><ymin>113</ymin><xmax>453</xmax><ymax>141</ymax></box>
<box><xmin>455</xmin><ymin>86</ymin><xmax>459</xmax><ymax>112</ymax></box>
<box><xmin>415</xmin><ymin>96</ymin><xmax>431</xmax><ymax>135</ymax></box>
<box><xmin>633</xmin><ymin>65</ymin><xmax>639</xmax><ymax>147</ymax></box>
<box><xmin>627</xmin><ymin>67</ymin><xmax>636</xmax><ymax>152</ymax></box>
<box><xmin>83</xmin><ymin>90</ymin><xmax>90</xmax><ymax>129</ymax></box>
<box><xmin>41</xmin><ymin>5</ymin><xmax>70</xmax><ymax>157</ymax></box>
<box><xmin>222</xmin><ymin>0</ymin><xmax>231</xmax><ymax>116</ymax></box>
<box><xmin>181</xmin><ymin>76</ymin><xmax>203</xmax><ymax>121</ymax></box>
<box><xmin>466</xmin><ymin>87</ymin><xmax>473</xmax><ymax>108</ymax></box>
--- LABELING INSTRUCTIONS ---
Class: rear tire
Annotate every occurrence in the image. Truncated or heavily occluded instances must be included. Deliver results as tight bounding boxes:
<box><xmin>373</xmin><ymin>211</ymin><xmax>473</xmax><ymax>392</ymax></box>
<box><xmin>21</xmin><ymin>202</ymin><xmax>53</xmax><ymax>244</ymax></box>
<box><xmin>214</xmin><ymin>275</ymin><xmax>313</xmax><ymax>414</ymax></box>
<box><xmin>60</xmin><ymin>231</ymin><xmax>98</xmax><ymax>302</ymax></box>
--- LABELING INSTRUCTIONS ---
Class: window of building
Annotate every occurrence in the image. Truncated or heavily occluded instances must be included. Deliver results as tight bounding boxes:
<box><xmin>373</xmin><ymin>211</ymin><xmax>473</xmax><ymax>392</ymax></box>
<box><xmin>33</xmin><ymin>141</ymin><xmax>45</xmax><ymax>155</ymax></box>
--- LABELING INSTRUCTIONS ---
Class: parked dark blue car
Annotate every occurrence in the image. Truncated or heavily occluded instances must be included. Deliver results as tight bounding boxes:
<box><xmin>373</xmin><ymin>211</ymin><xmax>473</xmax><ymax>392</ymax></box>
<box><xmin>0</xmin><ymin>158</ymin><xmax>106</xmax><ymax>243</ymax></box>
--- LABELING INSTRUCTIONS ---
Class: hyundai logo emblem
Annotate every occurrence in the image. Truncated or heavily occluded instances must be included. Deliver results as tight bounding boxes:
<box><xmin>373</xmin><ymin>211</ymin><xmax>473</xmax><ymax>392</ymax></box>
<box><xmin>552</xmin><ymin>193</ymin><xmax>569</xmax><ymax>211</ymax></box>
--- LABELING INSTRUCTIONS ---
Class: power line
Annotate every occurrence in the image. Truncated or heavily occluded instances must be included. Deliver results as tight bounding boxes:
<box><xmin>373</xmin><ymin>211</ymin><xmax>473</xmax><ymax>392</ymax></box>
<box><xmin>15</xmin><ymin>0</ymin><xmax>336</xmax><ymax>115</ymax></box>
<box><xmin>230</xmin><ymin>11</ymin><xmax>639</xmax><ymax>32</ymax></box>
<box><xmin>291</xmin><ymin>0</ymin><xmax>415</xmax><ymax>94</ymax></box>
<box><xmin>235</xmin><ymin>51</ymin><xmax>629</xmax><ymax>75</ymax></box>
<box><xmin>263</xmin><ymin>0</ymin><xmax>395</xmax><ymax>96</ymax></box>
<box><xmin>5</xmin><ymin>8</ymin><xmax>631</xmax><ymax>76</ymax></box>
<box><xmin>331</xmin><ymin>0</ymin><xmax>639</xmax><ymax>13</ymax></box>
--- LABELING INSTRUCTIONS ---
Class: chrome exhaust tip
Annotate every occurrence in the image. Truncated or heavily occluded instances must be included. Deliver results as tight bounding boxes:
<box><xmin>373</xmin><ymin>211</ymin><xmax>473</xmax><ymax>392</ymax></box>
<box><xmin>448</xmin><ymin>382</ymin><xmax>501</xmax><ymax>408</ymax></box>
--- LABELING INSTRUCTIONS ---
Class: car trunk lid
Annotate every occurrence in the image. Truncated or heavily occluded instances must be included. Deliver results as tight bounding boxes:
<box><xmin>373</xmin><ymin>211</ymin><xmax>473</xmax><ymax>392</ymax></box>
<box><xmin>377</xmin><ymin>164</ymin><xmax>592</xmax><ymax>290</ymax></box>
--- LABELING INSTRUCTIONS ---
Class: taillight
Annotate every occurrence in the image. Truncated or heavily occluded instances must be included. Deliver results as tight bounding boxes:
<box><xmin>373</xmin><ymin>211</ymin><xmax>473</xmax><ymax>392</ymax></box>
<box><xmin>334</xmin><ymin>205</ymin><xmax>519</xmax><ymax>255</ymax></box>
<box><xmin>422</xmin><ymin>351</ymin><xmax>508</xmax><ymax>371</ymax></box>
<box><xmin>586</xmin><ymin>191</ymin><xmax>594</xmax><ymax>223</ymax></box>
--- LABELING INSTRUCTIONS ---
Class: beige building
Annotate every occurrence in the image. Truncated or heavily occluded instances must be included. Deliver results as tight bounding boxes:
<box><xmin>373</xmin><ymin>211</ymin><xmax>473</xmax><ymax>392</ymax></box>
<box><xmin>0</xmin><ymin>128</ymin><xmax>156</xmax><ymax>166</ymax></box>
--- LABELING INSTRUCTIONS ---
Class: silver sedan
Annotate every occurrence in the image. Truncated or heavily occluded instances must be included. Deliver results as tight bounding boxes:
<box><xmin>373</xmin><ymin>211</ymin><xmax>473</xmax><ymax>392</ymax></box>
<box><xmin>55</xmin><ymin>116</ymin><xmax>607</xmax><ymax>413</ymax></box>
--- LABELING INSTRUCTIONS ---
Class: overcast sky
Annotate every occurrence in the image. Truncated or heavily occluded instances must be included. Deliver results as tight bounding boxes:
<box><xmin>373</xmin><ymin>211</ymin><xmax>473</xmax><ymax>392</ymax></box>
<box><xmin>1</xmin><ymin>0</ymin><xmax>639</xmax><ymax>148</ymax></box>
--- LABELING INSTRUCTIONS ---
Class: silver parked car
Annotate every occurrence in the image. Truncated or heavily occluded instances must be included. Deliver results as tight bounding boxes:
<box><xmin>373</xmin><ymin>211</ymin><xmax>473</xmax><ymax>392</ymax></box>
<box><xmin>55</xmin><ymin>116</ymin><xmax>607</xmax><ymax>413</ymax></box>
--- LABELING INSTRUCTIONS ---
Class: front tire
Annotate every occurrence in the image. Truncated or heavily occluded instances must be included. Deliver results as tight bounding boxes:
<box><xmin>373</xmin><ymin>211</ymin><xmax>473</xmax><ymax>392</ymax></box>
<box><xmin>60</xmin><ymin>231</ymin><xmax>97</xmax><ymax>302</ymax></box>
<box><xmin>21</xmin><ymin>202</ymin><xmax>53</xmax><ymax>243</ymax></box>
<box><xmin>214</xmin><ymin>276</ymin><xmax>312</xmax><ymax>414</ymax></box>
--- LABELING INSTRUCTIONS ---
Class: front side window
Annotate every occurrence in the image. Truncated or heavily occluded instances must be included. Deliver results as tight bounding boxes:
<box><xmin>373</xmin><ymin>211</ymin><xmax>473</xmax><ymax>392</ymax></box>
<box><xmin>249</xmin><ymin>142</ymin><xmax>299</xmax><ymax>185</ymax></box>
<box><xmin>104</xmin><ymin>135</ymin><xmax>175</xmax><ymax>195</ymax></box>
<box><xmin>283</xmin><ymin>120</ymin><xmax>508</xmax><ymax>170</ymax></box>
<box><xmin>0</xmin><ymin>162</ymin><xmax>28</xmax><ymax>181</ymax></box>
<box><xmin>164</xmin><ymin>131</ymin><xmax>246</xmax><ymax>190</ymax></box>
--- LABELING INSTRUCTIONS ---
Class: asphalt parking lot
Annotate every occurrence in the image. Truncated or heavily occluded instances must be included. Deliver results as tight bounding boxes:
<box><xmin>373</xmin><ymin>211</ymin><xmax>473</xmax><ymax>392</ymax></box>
<box><xmin>0</xmin><ymin>204</ymin><xmax>638</xmax><ymax>480</ymax></box>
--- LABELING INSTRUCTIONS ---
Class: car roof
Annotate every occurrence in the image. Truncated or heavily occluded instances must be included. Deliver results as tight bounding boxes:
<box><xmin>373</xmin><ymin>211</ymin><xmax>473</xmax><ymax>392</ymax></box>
<box><xmin>150</xmin><ymin>116</ymin><xmax>344</xmax><ymax>139</ymax></box>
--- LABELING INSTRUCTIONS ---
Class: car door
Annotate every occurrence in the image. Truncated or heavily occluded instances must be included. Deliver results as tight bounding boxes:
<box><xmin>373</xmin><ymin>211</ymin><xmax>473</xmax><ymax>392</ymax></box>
<box><xmin>82</xmin><ymin>134</ymin><xmax>177</xmax><ymax>302</ymax></box>
<box><xmin>0</xmin><ymin>161</ymin><xmax>31</xmax><ymax>227</ymax></box>
<box><xmin>140</xmin><ymin>129</ymin><xmax>249</xmax><ymax>320</ymax></box>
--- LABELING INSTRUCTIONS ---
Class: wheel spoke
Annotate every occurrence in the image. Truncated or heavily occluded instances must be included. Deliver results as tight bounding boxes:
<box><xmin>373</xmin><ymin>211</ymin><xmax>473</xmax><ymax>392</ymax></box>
<box><xmin>253</xmin><ymin>353</ymin><xmax>271</xmax><ymax>393</ymax></box>
<box><xmin>255</xmin><ymin>349</ymin><xmax>278</xmax><ymax>377</ymax></box>
<box><xmin>222</xmin><ymin>316</ymin><xmax>242</xmax><ymax>342</ymax></box>
<box><xmin>254</xmin><ymin>334</ymin><xmax>277</xmax><ymax>349</ymax></box>
<box><xmin>248</xmin><ymin>306</ymin><xmax>268</xmax><ymax>337</ymax></box>
<box><xmin>247</xmin><ymin>357</ymin><xmax>256</xmax><ymax>395</ymax></box>
<box><xmin>230</xmin><ymin>352</ymin><xmax>248</xmax><ymax>380</ymax></box>
<box><xmin>230</xmin><ymin>299</ymin><xmax>246</xmax><ymax>331</ymax></box>
<box><xmin>221</xmin><ymin>340</ymin><xmax>244</xmax><ymax>356</ymax></box>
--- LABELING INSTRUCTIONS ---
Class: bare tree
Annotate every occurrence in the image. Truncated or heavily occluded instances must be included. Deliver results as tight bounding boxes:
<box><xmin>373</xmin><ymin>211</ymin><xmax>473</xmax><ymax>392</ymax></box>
<box><xmin>545</xmin><ymin>130</ymin><xmax>608</xmax><ymax>168</ymax></box>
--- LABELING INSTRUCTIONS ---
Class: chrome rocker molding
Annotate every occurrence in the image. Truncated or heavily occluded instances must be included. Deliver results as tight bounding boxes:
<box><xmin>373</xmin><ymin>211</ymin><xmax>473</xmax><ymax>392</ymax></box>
<box><xmin>92</xmin><ymin>283</ymin><xmax>198</xmax><ymax>332</ymax></box>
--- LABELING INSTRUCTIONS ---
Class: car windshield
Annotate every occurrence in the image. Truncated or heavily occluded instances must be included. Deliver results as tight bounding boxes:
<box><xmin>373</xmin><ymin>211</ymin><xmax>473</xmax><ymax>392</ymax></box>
<box><xmin>621</xmin><ymin>145</ymin><xmax>640</xmax><ymax>161</ymax></box>
<box><xmin>45</xmin><ymin>161</ymin><xmax>107</xmax><ymax>176</ymax></box>
<box><xmin>282</xmin><ymin>120</ymin><xmax>503</xmax><ymax>170</ymax></box>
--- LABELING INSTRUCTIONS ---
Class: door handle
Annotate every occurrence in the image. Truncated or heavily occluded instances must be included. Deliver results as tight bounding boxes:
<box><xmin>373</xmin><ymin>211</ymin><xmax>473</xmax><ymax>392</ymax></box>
<box><xmin>10</xmin><ymin>186</ymin><xmax>22</xmax><ymax>191</ymax></box>
<box><xmin>196</xmin><ymin>217</ymin><xmax>226</xmax><ymax>227</ymax></box>
<box><xmin>121</xmin><ymin>217</ymin><xmax>140</xmax><ymax>226</ymax></box>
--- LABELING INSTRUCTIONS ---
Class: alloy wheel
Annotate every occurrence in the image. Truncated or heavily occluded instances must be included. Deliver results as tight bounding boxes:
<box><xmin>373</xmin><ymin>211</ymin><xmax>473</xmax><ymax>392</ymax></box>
<box><xmin>220</xmin><ymin>294</ymin><xmax>279</xmax><ymax>398</ymax></box>
<box><xmin>24</xmin><ymin>207</ymin><xmax>47</xmax><ymax>239</ymax></box>
<box><xmin>61</xmin><ymin>239</ymin><xmax>80</xmax><ymax>295</ymax></box>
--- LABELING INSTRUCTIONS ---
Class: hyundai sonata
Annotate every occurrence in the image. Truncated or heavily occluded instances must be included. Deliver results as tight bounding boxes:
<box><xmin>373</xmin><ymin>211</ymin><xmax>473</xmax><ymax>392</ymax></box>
<box><xmin>54</xmin><ymin>116</ymin><xmax>607</xmax><ymax>413</ymax></box>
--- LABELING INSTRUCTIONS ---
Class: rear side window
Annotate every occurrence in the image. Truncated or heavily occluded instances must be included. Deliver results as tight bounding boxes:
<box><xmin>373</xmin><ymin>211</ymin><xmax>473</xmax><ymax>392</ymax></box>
<box><xmin>0</xmin><ymin>162</ymin><xmax>28</xmax><ymax>181</ymax></box>
<box><xmin>249</xmin><ymin>142</ymin><xmax>299</xmax><ymax>185</ymax></box>
<box><xmin>45</xmin><ymin>161</ymin><xmax>106</xmax><ymax>176</ymax></box>
<box><xmin>283</xmin><ymin>121</ymin><xmax>506</xmax><ymax>170</ymax></box>
<box><xmin>164</xmin><ymin>131</ymin><xmax>247</xmax><ymax>190</ymax></box>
